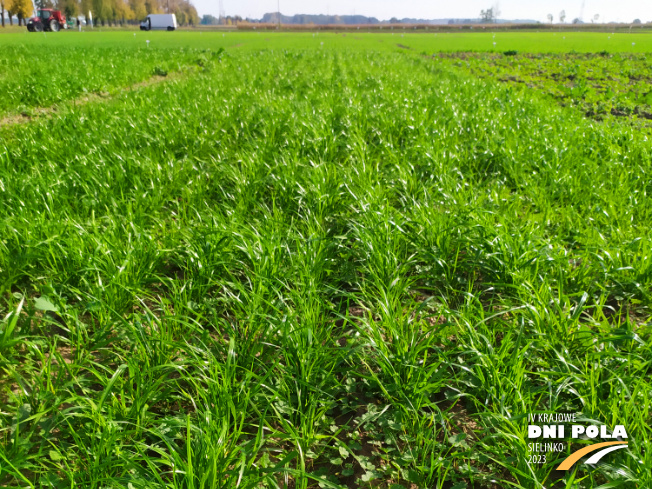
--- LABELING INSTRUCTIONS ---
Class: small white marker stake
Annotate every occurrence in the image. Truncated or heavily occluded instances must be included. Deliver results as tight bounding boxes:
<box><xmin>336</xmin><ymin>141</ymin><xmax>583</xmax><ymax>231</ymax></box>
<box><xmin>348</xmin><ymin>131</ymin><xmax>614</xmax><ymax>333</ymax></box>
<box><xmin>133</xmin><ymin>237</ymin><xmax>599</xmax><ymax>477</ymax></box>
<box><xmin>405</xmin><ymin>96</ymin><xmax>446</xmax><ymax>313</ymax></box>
<box><xmin>146</xmin><ymin>40</ymin><xmax>150</xmax><ymax>47</ymax></box>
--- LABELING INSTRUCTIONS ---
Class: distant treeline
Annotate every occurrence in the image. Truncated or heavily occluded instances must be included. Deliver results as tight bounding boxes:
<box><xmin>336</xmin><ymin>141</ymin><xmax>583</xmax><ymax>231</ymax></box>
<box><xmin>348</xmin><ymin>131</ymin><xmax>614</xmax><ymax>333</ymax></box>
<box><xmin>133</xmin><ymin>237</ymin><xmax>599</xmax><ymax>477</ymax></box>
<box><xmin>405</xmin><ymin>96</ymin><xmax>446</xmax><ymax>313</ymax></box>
<box><xmin>200</xmin><ymin>12</ymin><xmax>652</xmax><ymax>28</ymax></box>
<box><xmin>1</xmin><ymin>0</ymin><xmax>199</xmax><ymax>27</ymax></box>
<box><xmin>228</xmin><ymin>22</ymin><xmax>652</xmax><ymax>32</ymax></box>
<box><xmin>199</xmin><ymin>13</ymin><xmax>523</xmax><ymax>26</ymax></box>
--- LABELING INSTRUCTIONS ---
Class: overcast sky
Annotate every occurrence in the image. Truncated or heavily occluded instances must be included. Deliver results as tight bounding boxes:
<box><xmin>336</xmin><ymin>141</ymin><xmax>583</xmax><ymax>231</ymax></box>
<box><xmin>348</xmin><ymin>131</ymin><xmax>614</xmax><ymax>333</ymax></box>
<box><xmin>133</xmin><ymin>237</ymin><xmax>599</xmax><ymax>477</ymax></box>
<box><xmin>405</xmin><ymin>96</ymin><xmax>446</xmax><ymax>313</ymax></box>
<box><xmin>201</xmin><ymin>0</ymin><xmax>651</xmax><ymax>23</ymax></box>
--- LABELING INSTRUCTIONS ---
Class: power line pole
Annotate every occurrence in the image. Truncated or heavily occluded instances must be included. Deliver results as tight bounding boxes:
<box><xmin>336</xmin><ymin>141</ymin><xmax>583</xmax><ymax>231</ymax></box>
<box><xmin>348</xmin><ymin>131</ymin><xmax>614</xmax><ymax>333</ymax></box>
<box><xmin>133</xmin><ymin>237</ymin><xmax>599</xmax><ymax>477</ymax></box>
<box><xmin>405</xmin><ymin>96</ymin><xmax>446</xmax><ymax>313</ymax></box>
<box><xmin>219</xmin><ymin>0</ymin><xmax>225</xmax><ymax>24</ymax></box>
<box><xmin>277</xmin><ymin>0</ymin><xmax>281</xmax><ymax>28</ymax></box>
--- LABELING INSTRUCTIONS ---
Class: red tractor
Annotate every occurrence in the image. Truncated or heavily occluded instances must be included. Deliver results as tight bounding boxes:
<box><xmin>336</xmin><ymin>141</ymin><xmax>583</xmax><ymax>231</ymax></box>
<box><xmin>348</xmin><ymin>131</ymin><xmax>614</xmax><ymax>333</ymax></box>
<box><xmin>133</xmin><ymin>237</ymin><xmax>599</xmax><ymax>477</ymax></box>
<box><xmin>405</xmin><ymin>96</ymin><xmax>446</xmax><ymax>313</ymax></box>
<box><xmin>26</xmin><ymin>9</ymin><xmax>68</xmax><ymax>32</ymax></box>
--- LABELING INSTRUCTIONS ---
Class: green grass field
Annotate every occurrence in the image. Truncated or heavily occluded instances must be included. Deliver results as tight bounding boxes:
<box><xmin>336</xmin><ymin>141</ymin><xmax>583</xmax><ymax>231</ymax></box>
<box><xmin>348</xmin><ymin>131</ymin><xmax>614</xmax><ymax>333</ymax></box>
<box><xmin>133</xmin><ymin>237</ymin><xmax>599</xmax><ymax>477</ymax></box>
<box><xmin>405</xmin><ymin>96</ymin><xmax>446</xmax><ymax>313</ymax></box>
<box><xmin>1</xmin><ymin>30</ymin><xmax>651</xmax><ymax>488</ymax></box>
<box><xmin>2</xmin><ymin>29</ymin><xmax>652</xmax><ymax>52</ymax></box>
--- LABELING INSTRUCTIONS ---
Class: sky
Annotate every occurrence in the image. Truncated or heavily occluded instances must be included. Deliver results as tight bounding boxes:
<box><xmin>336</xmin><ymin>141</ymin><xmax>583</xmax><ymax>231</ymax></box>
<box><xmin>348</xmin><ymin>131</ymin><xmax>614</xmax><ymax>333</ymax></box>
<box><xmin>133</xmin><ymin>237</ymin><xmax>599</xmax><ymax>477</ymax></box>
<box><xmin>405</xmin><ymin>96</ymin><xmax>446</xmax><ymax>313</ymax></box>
<box><xmin>200</xmin><ymin>0</ymin><xmax>652</xmax><ymax>24</ymax></box>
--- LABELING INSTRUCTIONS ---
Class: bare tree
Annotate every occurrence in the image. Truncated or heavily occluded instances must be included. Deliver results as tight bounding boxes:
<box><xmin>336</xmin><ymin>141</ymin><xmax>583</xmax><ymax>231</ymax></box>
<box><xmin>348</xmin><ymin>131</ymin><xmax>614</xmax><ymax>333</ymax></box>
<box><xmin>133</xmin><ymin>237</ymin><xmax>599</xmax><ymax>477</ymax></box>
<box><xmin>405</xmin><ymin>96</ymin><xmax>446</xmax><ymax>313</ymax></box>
<box><xmin>480</xmin><ymin>7</ymin><xmax>495</xmax><ymax>23</ymax></box>
<box><xmin>592</xmin><ymin>13</ymin><xmax>599</xmax><ymax>23</ymax></box>
<box><xmin>559</xmin><ymin>10</ymin><xmax>566</xmax><ymax>23</ymax></box>
<box><xmin>547</xmin><ymin>13</ymin><xmax>553</xmax><ymax>23</ymax></box>
<box><xmin>492</xmin><ymin>2</ymin><xmax>501</xmax><ymax>20</ymax></box>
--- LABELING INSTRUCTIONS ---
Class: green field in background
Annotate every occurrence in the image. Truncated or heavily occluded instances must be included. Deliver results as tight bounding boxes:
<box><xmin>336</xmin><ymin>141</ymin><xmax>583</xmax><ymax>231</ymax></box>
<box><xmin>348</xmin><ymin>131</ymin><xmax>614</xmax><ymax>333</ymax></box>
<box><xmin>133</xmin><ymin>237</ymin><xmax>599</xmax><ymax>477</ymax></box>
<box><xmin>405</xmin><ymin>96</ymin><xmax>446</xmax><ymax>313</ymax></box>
<box><xmin>1</xmin><ymin>29</ymin><xmax>651</xmax><ymax>52</ymax></box>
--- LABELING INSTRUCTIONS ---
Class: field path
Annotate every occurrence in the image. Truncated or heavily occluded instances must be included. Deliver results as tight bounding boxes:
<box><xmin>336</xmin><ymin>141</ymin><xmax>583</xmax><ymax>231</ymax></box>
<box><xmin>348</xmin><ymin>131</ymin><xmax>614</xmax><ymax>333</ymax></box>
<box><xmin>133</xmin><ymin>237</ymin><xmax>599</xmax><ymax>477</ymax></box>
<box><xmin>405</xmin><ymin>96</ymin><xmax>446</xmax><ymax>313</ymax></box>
<box><xmin>0</xmin><ymin>69</ymin><xmax>190</xmax><ymax>128</ymax></box>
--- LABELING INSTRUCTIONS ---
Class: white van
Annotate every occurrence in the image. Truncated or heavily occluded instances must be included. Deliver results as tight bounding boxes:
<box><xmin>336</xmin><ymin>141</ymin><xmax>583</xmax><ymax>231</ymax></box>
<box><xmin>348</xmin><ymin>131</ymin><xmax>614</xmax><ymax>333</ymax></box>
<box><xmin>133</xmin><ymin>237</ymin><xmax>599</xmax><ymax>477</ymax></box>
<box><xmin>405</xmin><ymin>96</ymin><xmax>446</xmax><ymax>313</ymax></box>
<box><xmin>140</xmin><ymin>14</ymin><xmax>177</xmax><ymax>31</ymax></box>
